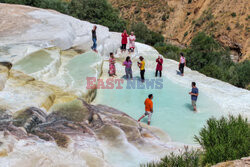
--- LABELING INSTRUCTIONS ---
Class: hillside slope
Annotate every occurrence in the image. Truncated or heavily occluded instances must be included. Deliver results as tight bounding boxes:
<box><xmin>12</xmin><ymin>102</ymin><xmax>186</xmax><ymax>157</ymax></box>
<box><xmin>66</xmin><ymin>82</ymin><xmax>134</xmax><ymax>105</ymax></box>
<box><xmin>109</xmin><ymin>0</ymin><xmax>250</xmax><ymax>61</ymax></box>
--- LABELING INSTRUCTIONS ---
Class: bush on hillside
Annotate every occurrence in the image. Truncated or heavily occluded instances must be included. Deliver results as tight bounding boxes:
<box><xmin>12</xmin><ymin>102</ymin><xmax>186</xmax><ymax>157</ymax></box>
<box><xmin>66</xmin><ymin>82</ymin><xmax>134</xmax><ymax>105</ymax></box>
<box><xmin>69</xmin><ymin>0</ymin><xmax>126</xmax><ymax>32</ymax></box>
<box><xmin>194</xmin><ymin>115</ymin><xmax>250</xmax><ymax>166</ymax></box>
<box><xmin>155</xmin><ymin>32</ymin><xmax>250</xmax><ymax>89</ymax></box>
<box><xmin>130</xmin><ymin>22</ymin><xmax>164</xmax><ymax>46</ymax></box>
<box><xmin>154</xmin><ymin>43</ymin><xmax>181</xmax><ymax>60</ymax></box>
<box><xmin>141</xmin><ymin>147</ymin><xmax>201</xmax><ymax>167</ymax></box>
<box><xmin>187</xmin><ymin>32</ymin><xmax>232</xmax><ymax>71</ymax></box>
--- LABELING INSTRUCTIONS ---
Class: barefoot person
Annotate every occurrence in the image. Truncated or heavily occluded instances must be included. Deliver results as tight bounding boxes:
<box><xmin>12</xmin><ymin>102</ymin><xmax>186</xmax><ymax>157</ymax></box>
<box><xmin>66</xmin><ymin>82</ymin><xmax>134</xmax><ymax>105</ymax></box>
<box><xmin>108</xmin><ymin>53</ymin><xmax>116</xmax><ymax>77</ymax></box>
<box><xmin>189</xmin><ymin>82</ymin><xmax>199</xmax><ymax>112</ymax></box>
<box><xmin>129</xmin><ymin>32</ymin><xmax>136</xmax><ymax>52</ymax></box>
<box><xmin>123</xmin><ymin>56</ymin><xmax>133</xmax><ymax>79</ymax></box>
<box><xmin>179</xmin><ymin>53</ymin><xmax>186</xmax><ymax>76</ymax></box>
<box><xmin>121</xmin><ymin>30</ymin><xmax>129</xmax><ymax>53</ymax></box>
<box><xmin>155</xmin><ymin>55</ymin><xmax>163</xmax><ymax>77</ymax></box>
<box><xmin>138</xmin><ymin>56</ymin><xmax>145</xmax><ymax>82</ymax></box>
<box><xmin>138</xmin><ymin>94</ymin><xmax>153</xmax><ymax>125</ymax></box>
<box><xmin>91</xmin><ymin>25</ymin><xmax>97</xmax><ymax>52</ymax></box>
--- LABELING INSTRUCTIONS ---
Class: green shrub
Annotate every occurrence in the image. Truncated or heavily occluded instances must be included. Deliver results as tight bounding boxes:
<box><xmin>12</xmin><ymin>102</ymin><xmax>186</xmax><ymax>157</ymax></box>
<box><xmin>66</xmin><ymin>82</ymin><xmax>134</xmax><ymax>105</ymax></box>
<box><xmin>69</xmin><ymin>0</ymin><xmax>126</xmax><ymax>32</ymax></box>
<box><xmin>231</xmin><ymin>12</ymin><xmax>237</xmax><ymax>17</ymax></box>
<box><xmin>161</xmin><ymin>14</ymin><xmax>169</xmax><ymax>21</ymax></box>
<box><xmin>155</xmin><ymin>32</ymin><xmax>250</xmax><ymax>89</ymax></box>
<box><xmin>154</xmin><ymin>43</ymin><xmax>181</xmax><ymax>61</ymax></box>
<box><xmin>141</xmin><ymin>147</ymin><xmax>201</xmax><ymax>167</ymax></box>
<box><xmin>234</xmin><ymin>60</ymin><xmax>250</xmax><ymax>88</ymax></box>
<box><xmin>194</xmin><ymin>115</ymin><xmax>250</xmax><ymax>166</ymax></box>
<box><xmin>130</xmin><ymin>22</ymin><xmax>164</xmax><ymax>46</ymax></box>
<box><xmin>184</xmin><ymin>31</ymin><xmax>188</xmax><ymax>37</ymax></box>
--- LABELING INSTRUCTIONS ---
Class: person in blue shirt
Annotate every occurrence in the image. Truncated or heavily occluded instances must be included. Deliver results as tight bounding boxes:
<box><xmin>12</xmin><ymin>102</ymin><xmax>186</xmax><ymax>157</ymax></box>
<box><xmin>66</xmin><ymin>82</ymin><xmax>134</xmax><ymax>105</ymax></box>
<box><xmin>189</xmin><ymin>82</ymin><xmax>199</xmax><ymax>112</ymax></box>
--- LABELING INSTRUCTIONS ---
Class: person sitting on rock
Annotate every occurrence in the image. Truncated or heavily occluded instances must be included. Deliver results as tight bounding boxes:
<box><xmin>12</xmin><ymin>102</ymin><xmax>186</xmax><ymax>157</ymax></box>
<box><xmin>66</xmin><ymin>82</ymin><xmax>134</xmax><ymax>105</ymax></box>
<box><xmin>138</xmin><ymin>94</ymin><xmax>154</xmax><ymax>125</ymax></box>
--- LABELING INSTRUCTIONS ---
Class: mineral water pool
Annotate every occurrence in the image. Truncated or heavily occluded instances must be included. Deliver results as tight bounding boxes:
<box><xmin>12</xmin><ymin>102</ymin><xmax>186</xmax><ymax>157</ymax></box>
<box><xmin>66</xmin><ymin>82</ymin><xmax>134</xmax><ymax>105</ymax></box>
<box><xmin>94</xmin><ymin>71</ymin><xmax>223</xmax><ymax>144</ymax></box>
<box><xmin>65</xmin><ymin>51</ymin><xmax>101</xmax><ymax>88</ymax></box>
<box><xmin>13</xmin><ymin>50</ymin><xmax>52</xmax><ymax>74</ymax></box>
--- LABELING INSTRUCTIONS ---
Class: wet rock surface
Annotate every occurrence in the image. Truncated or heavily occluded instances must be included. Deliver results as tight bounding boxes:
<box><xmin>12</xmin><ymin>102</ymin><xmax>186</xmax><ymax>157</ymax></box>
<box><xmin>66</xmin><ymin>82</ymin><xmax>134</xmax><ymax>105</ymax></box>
<box><xmin>0</xmin><ymin>96</ymin><xmax>174</xmax><ymax>166</ymax></box>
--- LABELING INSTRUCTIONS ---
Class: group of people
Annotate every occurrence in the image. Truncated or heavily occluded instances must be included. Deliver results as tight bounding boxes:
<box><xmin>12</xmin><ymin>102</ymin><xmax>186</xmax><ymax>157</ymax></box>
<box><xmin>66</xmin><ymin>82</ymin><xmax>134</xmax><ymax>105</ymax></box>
<box><xmin>121</xmin><ymin>30</ymin><xmax>136</xmax><ymax>53</ymax></box>
<box><xmin>91</xmin><ymin>26</ymin><xmax>136</xmax><ymax>53</ymax></box>
<box><xmin>91</xmin><ymin>25</ymin><xmax>197</xmax><ymax>126</ymax></box>
<box><xmin>108</xmin><ymin>54</ymin><xmax>162</xmax><ymax>83</ymax></box>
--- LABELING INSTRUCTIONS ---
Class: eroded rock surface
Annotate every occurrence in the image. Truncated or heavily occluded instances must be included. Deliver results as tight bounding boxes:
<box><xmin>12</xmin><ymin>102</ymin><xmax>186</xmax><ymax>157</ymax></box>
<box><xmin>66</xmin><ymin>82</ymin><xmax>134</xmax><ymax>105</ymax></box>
<box><xmin>0</xmin><ymin>98</ymin><xmax>176</xmax><ymax>167</ymax></box>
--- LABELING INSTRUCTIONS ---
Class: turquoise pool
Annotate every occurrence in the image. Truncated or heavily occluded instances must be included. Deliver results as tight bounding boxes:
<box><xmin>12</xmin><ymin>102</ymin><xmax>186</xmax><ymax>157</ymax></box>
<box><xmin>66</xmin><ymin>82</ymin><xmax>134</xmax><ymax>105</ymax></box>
<box><xmin>94</xmin><ymin>71</ymin><xmax>223</xmax><ymax>144</ymax></box>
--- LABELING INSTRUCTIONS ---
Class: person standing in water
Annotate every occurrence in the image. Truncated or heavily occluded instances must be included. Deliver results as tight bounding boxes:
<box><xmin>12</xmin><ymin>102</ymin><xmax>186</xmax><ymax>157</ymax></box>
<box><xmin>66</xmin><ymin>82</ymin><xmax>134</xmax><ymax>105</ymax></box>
<box><xmin>138</xmin><ymin>94</ymin><xmax>154</xmax><ymax>125</ymax></box>
<box><xmin>123</xmin><ymin>56</ymin><xmax>133</xmax><ymax>79</ymax></box>
<box><xmin>189</xmin><ymin>82</ymin><xmax>199</xmax><ymax>112</ymax></box>
<box><xmin>155</xmin><ymin>56</ymin><xmax>163</xmax><ymax>77</ymax></box>
<box><xmin>121</xmin><ymin>30</ymin><xmax>129</xmax><ymax>53</ymax></box>
<box><xmin>108</xmin><ymin>53</ymin><xmax>116</xmax><ymax>77</ymax></box>
<box><xmin>179</xmin><ymin>53</ymin><xmax>186</xmax><ymax>76</ymax></box>
<box><xmin>129</xmin><ymin>32</ymin><xmax>136</xmax><ymax>53</ymax></box>
<box><xmin>91</xmin><ymin>25</ymin><xmax>97</xmax><ymax>52</ymax></box>
<box><xmin>138</xmin><ymin>56</ymin><xmax>145</xmax><ymax>82</ymax></box>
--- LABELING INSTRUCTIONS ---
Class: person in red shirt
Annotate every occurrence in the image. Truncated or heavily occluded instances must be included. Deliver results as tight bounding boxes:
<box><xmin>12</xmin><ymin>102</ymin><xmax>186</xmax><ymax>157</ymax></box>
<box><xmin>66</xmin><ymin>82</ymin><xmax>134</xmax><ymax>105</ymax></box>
<box><xmin>138</xmin><ymin>94</ymin><xmax>154</xmax><ymax>125</ymax></box>
<box><xmin>121</xmin><ymin>30</ymin><xmax>129</xmax><ymax>53</ymax></box>
<box><xmin>155</xmin><ymin>56</ymin><xmax>163</xmax><ymax>77</ymax></box>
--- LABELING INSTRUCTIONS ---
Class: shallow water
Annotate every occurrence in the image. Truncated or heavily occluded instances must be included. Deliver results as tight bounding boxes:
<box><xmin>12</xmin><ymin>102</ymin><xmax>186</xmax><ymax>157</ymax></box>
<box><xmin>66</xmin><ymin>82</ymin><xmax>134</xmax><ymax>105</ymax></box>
<box><xmin>66</xmin><ymin>51</ymin><xmax>100</xmax><ymax>88</ymax></box>
<box><xmin>13</xmin><ymin>50</ymin><xmax>52</xmax><ymax>74</ymax></box>
<box><xmin>94</xmin><ymin>71</ymin><xmax>223</xmax><ymax>144</ymax></box>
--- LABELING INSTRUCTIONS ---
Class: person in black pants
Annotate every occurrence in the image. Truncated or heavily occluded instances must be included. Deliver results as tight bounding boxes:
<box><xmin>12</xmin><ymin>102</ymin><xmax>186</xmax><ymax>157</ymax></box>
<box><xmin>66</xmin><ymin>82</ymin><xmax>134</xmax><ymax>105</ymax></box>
<box><xmin>179</xmin><ymin>53</ymin><xmax>186</xmax><ymax>76</ymax></box>
<box><xmin>138</xmin><ymin>56</ymin><xmax>145</xmax><ymax>82</ymax></box>
<box><xmin>91</xmin><ymin>25</ymin><xmax>97</xmax><ymax>52</ymax></box>
<box><xmin>155</xmin><ymin>56</ymin><xmax>163</xmax><ymax>77</ymax></box>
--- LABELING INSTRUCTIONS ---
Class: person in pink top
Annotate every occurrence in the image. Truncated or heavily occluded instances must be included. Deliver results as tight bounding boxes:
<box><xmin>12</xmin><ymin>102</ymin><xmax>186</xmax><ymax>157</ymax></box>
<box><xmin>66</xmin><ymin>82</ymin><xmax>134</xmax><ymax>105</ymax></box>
<box><xmin>155</xmin><ymin>56</ymin><xmax>163</xmax><ymax>77</ymax></box>
<box><xmin>108</xmin><ymin>53</ymin><xmax>116</xmax><ymax>77</ymax></box>
<box><xmin>179</xmin><ymin>53</ymin><xmax>186</xmax><ymax>76</ymax></box>
<box><xmin>123</xmin><ymin>56</ymin><xmax>133</xmax><ymax>79</ymax></box>
<box><xmin>121</xmin><ymin>30</ymin><xmax>129</xmax><ymax>53</ymax></box>
<box><xmin>129</xmin><ymin>32</ymin><xmax>136</xmax><ymax>53</ymax></box>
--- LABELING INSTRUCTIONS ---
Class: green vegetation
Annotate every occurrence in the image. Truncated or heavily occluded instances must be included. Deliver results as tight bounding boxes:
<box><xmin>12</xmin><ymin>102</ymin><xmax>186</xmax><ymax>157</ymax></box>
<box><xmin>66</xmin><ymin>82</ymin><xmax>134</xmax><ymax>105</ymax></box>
<box><xmin>184</xmin><ymin>31</ymin><xmax>188</xmax><ymax>37</ymax></box>
<box><xmin>130</xmin><ymin>22</ymin><xmax>164</xmax><ymax>46</ymax></box>
<box><xmin>1</xmin><ymin>0</ymin><xmax>164</xmax><ymax>44</ymax></box>
<box><xmin>141</xmin><ymin>147</ymin><xmax>201</xmax><ymax>167</ymax></box>
<box><xmin>231</xmin><ymin>12</ymin><xmax>237</xmax><ymax>17</ymax></box>
<box><xmin>0</xmin><ymin>0</ymin><xmax>126</xmax><ymax>32</ymax></box>
<box><xmin>195</xmin><ymin>115</ymin><xmax>250</xmax><ymax>166</ymax></box>
<box><xmin>155</xmin><ymin>32</ymin><xmax>250</xmax><ymax>89</ymax></box>
<box><xmin>194</xmin><ymin>10</ymin><xmax>214</xmax><ymax>28</ymax></box>
<box><xmin>142</xmin><ymin>115</ymin><xmax>250</xmax><ymax>167</ymax></box>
